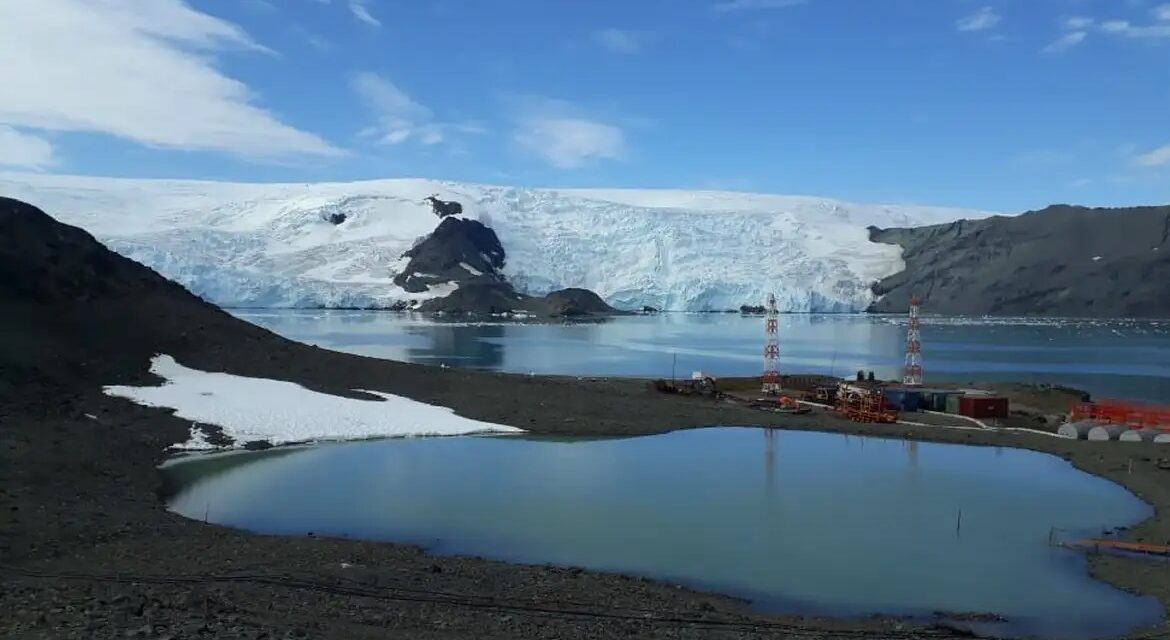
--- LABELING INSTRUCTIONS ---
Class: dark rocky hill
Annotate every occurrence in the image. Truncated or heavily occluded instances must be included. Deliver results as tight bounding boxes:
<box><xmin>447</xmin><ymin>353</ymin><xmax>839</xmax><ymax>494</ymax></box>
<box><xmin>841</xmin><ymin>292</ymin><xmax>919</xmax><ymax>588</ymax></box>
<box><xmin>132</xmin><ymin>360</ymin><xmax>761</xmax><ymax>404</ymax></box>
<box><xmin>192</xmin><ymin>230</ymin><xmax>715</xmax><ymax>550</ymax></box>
<box><xmin>396</xmin><ymin>215</ymin><xmax>621</xmax><ymax>318</ymax></box>
<box><xmin>868</xmin><ymin>204</ymin><xmax>1170</xmax><ymax>317</ymax></box>
<box><xmin>393</xmin><ymin>217</ymin><xmax>507</xmax><ymax>293</ymax></box>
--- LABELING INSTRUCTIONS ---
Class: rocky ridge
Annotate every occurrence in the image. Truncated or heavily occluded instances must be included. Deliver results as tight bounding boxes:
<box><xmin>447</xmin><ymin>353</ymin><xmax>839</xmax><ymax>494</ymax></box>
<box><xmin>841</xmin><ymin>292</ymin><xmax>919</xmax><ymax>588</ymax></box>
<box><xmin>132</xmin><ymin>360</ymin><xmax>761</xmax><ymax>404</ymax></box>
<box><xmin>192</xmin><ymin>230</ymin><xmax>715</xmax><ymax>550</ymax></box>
<box><xmin>868</xmin><ymin>204</ymin><xmax>1170</xmax><ymax>317</ymax></box>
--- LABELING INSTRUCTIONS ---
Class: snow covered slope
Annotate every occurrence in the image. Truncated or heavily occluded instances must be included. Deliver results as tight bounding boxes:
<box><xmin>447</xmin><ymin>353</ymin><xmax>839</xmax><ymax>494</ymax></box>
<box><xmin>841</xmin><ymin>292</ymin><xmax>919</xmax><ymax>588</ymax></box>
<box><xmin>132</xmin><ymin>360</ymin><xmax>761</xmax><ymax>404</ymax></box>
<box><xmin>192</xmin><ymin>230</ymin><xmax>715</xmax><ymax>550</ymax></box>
<box><xmin>0</xmin><ymin>172</ymin><xmax>995</xmax><ymax>311</ymax></box>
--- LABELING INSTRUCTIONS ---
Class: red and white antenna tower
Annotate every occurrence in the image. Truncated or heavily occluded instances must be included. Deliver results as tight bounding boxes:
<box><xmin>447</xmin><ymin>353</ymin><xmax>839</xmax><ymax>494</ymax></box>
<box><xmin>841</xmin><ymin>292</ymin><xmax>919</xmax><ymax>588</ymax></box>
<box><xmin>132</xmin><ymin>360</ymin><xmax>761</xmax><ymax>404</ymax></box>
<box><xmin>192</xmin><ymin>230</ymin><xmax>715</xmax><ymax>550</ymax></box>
<box><xmin>763</xmin><ymin>293</ymin><xmax>781</xmax><ymax>395</ymax></box>
<box><xmin>903</xmin><ymin>296</ymin><xmax>924</xmax><ymax>386</ymax></box>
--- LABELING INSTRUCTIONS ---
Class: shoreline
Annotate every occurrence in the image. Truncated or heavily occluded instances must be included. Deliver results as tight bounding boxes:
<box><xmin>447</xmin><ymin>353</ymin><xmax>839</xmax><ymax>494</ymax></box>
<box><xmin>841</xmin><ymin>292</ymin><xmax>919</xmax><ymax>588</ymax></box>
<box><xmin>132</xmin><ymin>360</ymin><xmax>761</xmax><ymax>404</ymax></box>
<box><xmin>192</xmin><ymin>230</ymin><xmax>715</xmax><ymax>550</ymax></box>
<box><xmin>6</xmin><ymin>352</ymin><xmax>1170</xmax><ymax>639</ymax></box>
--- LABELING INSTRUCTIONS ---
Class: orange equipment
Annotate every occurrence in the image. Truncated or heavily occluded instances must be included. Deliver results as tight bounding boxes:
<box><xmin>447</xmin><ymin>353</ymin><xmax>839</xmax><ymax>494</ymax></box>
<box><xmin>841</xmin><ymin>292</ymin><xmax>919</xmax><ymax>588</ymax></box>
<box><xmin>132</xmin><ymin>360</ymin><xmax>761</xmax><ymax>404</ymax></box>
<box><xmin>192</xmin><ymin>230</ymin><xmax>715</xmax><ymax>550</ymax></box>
<box><xmin>836</xmin><ymin>385</ymin><xmax>898</xmax><ymax>424</ymax></box>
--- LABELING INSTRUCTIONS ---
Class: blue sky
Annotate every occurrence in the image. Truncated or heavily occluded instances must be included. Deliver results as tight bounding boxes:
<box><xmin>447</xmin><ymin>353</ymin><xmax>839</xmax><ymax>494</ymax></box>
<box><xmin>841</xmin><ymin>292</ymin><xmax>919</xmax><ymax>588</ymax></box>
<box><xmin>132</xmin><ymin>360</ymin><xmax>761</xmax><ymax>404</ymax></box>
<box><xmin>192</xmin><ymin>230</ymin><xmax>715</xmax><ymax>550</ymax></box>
<box><xmin>1</xmin><ymin>0</ymin><xmax>1168</xmax><ymax>211</ymax></box>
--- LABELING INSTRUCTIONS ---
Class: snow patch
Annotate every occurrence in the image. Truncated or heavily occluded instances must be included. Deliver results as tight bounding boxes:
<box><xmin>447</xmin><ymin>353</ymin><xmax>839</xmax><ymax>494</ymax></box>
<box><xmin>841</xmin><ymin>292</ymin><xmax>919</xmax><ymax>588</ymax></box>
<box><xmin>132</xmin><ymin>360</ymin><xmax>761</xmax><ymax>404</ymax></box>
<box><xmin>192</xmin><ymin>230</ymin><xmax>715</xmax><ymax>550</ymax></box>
<box><xmin>460</xmin><ymin>262</ymin><xmax>484</xmax><ymax>276</ymax></box>
<box><xmin>104</xmin><ymin>355</ymin><xmax>522</xmax><ymax>449</ymax></box>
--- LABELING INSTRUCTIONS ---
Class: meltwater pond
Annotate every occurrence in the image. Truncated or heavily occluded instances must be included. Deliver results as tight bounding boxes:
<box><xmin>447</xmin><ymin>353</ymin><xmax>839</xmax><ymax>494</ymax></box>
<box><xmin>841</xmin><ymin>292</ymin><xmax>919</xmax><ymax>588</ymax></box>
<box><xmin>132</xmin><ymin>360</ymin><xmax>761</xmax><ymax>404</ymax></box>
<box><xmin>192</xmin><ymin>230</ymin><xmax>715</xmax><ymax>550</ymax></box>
<box><xmin>164</xmin><ymin>429</ymin><xmax>1161</xmax><ymax>639</ymax></box>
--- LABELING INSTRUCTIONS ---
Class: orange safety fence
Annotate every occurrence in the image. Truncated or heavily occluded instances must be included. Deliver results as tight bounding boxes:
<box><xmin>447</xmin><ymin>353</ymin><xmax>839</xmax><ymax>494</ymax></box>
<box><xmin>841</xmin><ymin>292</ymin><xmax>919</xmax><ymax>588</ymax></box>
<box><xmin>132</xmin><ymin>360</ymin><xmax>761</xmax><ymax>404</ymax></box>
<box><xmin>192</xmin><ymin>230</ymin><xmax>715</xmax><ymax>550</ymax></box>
<box><xmin>1070</xmin><ymin>400</ymin><xmax>1170</xmax><ymax>431</ymax></box>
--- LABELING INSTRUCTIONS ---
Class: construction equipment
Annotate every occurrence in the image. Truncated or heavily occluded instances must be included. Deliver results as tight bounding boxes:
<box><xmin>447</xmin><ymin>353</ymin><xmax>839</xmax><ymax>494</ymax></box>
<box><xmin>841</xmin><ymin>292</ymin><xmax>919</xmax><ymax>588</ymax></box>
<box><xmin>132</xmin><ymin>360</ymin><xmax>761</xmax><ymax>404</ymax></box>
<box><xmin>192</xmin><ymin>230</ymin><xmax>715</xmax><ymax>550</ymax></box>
<box><xmin>750</xmin><ymin>395</ymin><xmax>810</xmax><ymax>414</ymax></box>
<box><xmin>836</xmin><ymin>383</ymin><xmax>898</xmax><ymax>423</ymax></box>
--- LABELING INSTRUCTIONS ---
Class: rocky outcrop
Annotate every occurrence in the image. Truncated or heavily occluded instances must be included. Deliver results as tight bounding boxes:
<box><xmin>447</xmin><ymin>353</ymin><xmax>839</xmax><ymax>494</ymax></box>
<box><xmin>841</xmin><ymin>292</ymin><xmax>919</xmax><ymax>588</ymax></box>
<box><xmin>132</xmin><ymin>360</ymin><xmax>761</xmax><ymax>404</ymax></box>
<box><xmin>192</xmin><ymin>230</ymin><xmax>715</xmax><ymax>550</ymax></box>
<box><xmin>393</xmin><ymin>218</ymin><xmax>506</xmax><ymax>293</ymax></box>
<box><xmin>868</xmin><ymin>204</ymin><xmax>1170</xmax><ymax>317</ymax></box>
<box><xmin>397</xmin><ymin>216</ymin><xmax>620</xmax><ymax>318</ymax></box>
<box><xmin>542</xmin><ymin>289</ymin><xmax>615</xmax><ymax>317</ymax></box>
<box><xmin>418</xmin><ymin>284</ymin><xmax>622</xmax><ymax>318</ymax></box>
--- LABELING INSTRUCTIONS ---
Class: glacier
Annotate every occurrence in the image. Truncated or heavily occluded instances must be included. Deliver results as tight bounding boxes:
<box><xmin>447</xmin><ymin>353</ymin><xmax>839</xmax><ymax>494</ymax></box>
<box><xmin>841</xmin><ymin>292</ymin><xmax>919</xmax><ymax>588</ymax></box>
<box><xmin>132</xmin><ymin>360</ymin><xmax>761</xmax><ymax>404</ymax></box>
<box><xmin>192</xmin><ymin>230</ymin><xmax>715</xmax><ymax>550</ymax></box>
<box><xmin>0</xmin><ymin>172</ymin><xmax>996</xmax><ymax>312</ymax></box>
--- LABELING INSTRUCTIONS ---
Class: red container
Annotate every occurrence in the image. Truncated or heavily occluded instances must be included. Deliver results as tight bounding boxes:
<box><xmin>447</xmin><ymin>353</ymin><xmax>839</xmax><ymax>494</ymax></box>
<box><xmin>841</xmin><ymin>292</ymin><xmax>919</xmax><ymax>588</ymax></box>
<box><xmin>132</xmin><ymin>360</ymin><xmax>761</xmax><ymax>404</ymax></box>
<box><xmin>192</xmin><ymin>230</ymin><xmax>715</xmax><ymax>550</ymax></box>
<box><xmin>959</xmin><ymin>396</ymin><xmax>1009</xmax><ymax>419</ymax></box>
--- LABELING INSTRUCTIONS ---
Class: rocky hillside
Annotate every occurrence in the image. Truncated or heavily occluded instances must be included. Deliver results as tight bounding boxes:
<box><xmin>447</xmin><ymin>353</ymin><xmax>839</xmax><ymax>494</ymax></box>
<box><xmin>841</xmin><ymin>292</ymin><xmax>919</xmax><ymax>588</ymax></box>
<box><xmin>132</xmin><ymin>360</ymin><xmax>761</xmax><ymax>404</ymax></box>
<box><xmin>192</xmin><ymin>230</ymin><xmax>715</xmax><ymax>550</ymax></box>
<box><xmin>393</xmin><ymin>217</ymin><xmax>507</xmax><ymax>293</ymax></box>
<box><xmin>868</xmin><ymin>204</ymin><xmax>1170</xmax><ymax>317</ymax></box>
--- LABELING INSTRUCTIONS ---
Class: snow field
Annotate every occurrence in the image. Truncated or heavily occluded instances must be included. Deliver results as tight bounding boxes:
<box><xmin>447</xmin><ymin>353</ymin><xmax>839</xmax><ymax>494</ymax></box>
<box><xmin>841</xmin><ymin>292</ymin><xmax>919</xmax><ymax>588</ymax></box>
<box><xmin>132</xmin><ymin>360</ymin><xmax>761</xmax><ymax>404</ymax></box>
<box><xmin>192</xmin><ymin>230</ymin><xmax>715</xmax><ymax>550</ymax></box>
<box><xmin>104</xmin><ymin>355</ymin><xmax>522</xmax><ymax>449</ymax></box>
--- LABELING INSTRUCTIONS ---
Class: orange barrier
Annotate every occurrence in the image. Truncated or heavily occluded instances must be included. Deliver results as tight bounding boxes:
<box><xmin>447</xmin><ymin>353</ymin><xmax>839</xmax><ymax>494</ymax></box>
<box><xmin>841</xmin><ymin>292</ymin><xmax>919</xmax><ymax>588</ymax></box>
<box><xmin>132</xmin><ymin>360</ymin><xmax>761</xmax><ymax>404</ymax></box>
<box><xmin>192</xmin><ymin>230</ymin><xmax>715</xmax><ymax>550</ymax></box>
<box><xmin>1070</xmin><ymin>401</ymin><xmax>1170</xmax><ymax>431</ymax></box>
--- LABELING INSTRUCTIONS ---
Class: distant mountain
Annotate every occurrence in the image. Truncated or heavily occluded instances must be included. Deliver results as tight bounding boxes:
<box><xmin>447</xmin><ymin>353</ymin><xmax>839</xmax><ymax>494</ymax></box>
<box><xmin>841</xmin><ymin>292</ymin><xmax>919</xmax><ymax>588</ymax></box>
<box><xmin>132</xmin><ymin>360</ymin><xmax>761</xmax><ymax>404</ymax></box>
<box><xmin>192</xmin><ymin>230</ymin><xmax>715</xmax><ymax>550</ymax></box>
<box><xmin>0</xmin><ymin>172</ymin><xmax>993</xmax><ymax>312</ymax></box>
<box><xmin>868</xmin><ymin>204</ymin><xmax>1170</xmax><ymax>317</ymax></box>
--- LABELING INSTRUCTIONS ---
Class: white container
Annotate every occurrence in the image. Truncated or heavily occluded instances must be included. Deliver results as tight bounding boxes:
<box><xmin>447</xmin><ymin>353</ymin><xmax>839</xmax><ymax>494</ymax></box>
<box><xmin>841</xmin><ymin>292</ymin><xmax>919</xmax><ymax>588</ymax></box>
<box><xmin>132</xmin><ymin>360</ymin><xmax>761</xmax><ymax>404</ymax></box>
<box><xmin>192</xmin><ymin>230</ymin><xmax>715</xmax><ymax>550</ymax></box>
<box><xmin>1119</xmin><ymin>428</ymin><xmax>1159</xmax><ymax>443</ymax></box>
<box><xmin>1087</xmin><ymin>424</ymin><xmax>1128</xmax><ymax>441</ymax></box>
<box><xmin>1154</xmin><ymin>432</ymin><xmax>1170</xmax><ymax>444</ymax></box>
<box><xmin>1057</xmin><ymin>421</ymin><xmax>1095</xmax><ymax>440</ymax></box>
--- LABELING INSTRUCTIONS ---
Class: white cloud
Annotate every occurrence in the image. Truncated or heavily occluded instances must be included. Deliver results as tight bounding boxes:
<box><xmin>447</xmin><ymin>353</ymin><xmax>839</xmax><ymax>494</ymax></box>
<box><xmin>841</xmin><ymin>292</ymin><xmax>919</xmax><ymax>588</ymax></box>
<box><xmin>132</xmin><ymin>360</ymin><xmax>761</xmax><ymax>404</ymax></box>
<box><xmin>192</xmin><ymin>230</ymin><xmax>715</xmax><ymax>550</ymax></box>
<box><xmin>351</xmin><ymin>72</ymin><xmax>483</xmax><ymax>147</ymax></box>
<box><xmin>1135</xmin><ymin>144</ymin><xmax>1170</xmax><ymax>167</ymax></box>
<box><xmin>348</xmin><ymin>0</ymin><xmax>381</xmax><ymax>28</ymax></box>
<box><xmin>712</xmin><ymin>0</ymin><xmax>805</xmax><ymax>13</ymax></box>
<box><xmin>593</xmin><ymin>29</ymin><xmax>649</xmax><ymax>54</ymax></box>
<box><xmin>0</xmin><ymin>126</ymin><xmax>55</xmax><ymax>169</ymax></box>
<box><xmin>957</xmin><ymin>7</ymin><xmax>1001</xmax><ymax>32</ymax></box>
<box><xmin>0</xmin><ymin>0</ymin><xmax>341</xmax><ymax>160</ymax></box>
<box><xmin>1062</xmin><ymin>16</ymin><xmax>1094</xmax><ymax>30</ymax></box>
<box><xmin>1100</xmin><ymin>19</ymin><xmax>1170</xmax><ymax>38</ymax></box>
<box><xmin>1154</xmin><ymin>4</ymin><xmax>1170</xmax><ymax>21</ymax></box>
<box><xmin>1043</xmin><ymin>31</ymin><xmax>1087</xmax><ymax>53</ymax></box>
<box><xmin>514</xmin><ymin>117</ymin><xmax>626</xmax><ymax>169</ymax></box>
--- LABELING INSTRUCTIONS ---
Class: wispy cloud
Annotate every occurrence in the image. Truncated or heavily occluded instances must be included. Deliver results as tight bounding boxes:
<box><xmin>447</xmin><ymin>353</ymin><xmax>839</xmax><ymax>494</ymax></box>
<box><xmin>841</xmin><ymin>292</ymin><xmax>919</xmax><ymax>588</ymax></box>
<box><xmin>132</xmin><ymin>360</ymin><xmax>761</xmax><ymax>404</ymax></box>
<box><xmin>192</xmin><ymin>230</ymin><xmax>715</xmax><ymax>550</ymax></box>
<box><xmin>1154</xmin><ymin>4</ymin><xmax>1170</xmax><ymax>21</ymax></box>
<box><xmin>351</xmin><ymin>72</ymin><xmax>483</xmax><ymax>146</ymax></box>
<box><xmin>957</xmin><ymin>6</ymin><xmax>1001</xmax><ymax>32</ymax></box>
<box><xmin>515</xmin><ymin>118</ymin><xmax>625</xmax><ymax>168</ymax></box>
<box><xmin>1135</xmin><ymin>144</ymin><xmax>1170</xmax><ymax>168</ymax></box>
<box><xmin>1062</xmin><ymin>17</ymin><xmax>1094</xmax><ymax>30</ymax></box>
<box><xmin>1100</xmin><ymin>19</ymin><xmax>1170</xmax><ymax>39</ymax></box>
<box><xmin>508</xmin><ymin>97</ymin><xmax>625</xmax><ymax>168</ymax></box>
<box><xmin>712</xmin><ymin>0</ymin><xmax>805</xmax><ymax>14</ymax></box>
<box><xmin>593</xmin><ymin>28</ymin><xmax>652</xmax><ymax>54</ymax></box>
<box><xmin>348</xmin><ymin>0</ymin><xmax>381</xmax><ymax>28</ymax></box>
<box><xmin>0</xmin><ymin>126</ymin><xmax>55</xmax><ymax>169</ymax></box>
<box><xmin>1043</xmin><ymin>31</ymin><xmax>1087</xmax><ymax>53</ymax></box>
<box><xmin>0</xmin><ymin>0</ymin><xmax>341</xmax><ymax>161</ymax></box>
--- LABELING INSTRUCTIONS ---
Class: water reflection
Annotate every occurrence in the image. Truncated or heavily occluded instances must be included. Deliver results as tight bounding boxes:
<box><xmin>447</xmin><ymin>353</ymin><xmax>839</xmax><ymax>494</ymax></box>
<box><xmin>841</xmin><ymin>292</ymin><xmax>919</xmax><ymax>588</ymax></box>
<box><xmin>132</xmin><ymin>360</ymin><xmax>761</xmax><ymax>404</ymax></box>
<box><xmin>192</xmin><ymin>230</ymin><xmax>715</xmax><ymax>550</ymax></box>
<box><xmin>233</xmin><ymin>311</ymin><xmax>1170</xmax><ymax>402</ymax></box>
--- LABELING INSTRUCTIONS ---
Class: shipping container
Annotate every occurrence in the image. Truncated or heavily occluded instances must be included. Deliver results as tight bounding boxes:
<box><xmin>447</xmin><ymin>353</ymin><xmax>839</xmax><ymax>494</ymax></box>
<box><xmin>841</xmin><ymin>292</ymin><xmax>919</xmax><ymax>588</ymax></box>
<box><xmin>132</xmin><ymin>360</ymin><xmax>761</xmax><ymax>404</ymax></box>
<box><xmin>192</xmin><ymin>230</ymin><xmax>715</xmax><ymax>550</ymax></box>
<box><xmin>930</xmin><ymin>394</ymin><xmax>951</xmax><ymax>412</ymax></box>
<box><xmin>883</xmin><ymin>389</ymin><xmax>922</xmax><ymax>412</ymax></box>
<box><xmin>959</xmin><ymin>396</ymin><xmax>1009</xmax><ymax>419</ymax></box>
<box><xmin>945</xmin><ymin>394</ymin><xmax>962</xmax><ymax>414</ymax></box>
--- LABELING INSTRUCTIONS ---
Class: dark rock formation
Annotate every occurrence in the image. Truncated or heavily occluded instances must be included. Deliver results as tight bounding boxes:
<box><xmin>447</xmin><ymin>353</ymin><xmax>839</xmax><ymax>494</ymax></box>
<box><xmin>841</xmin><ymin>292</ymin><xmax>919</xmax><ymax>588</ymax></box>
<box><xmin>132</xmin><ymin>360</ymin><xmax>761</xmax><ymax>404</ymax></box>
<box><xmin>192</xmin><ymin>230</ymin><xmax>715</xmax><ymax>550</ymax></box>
<box><xmin>323</xmin><ymin>212</ymin><xmax>347</xmax><ymax>225</ymax></box>
<box><xmin>418</xmin><ymin>284</ymin><xmax>621</xmax><ymax>318</ymax></box>
<box><xmin>542</xmin><ymin>288</ymin><xmax>614</xmax><ymax>317</ymax></box>
<box><xmin>393</xmin><ymin>218</ymin><xmax>506</xmax><ymax>293</ymax></box>
<box><xmin>740</xmin><ymin>305</ymin><xmax>766</xmax><ymax>314</ymax></box>
<box><xmin>424</xmin><ymin>195</ymin><xmax>463</xmax><ymax>218</ymax></box>
<box><xmin>868</xmin><ymin>204</ymin><xmax>1170</xmax><ymax>317</ymax></box>
<box><xmin>396</xmin><ymin>215</ymin><xmax>620</xmax><ymax>318</ymax></box>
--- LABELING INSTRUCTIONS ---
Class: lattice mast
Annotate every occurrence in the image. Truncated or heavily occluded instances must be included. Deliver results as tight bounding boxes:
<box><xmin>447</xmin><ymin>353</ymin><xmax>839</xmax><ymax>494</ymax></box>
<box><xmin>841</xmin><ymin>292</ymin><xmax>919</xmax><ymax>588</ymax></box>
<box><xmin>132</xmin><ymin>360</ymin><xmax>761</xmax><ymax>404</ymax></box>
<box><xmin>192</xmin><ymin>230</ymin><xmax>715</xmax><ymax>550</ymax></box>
<box><xmin>762</xmin><ymin>293</ymin><xmax>781</xmax><ymax>395</ymax></box>
<box><xmin>903</xmin><ymin>296</ymin><xmax>924</xmax><ymax>386</ymax></box>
